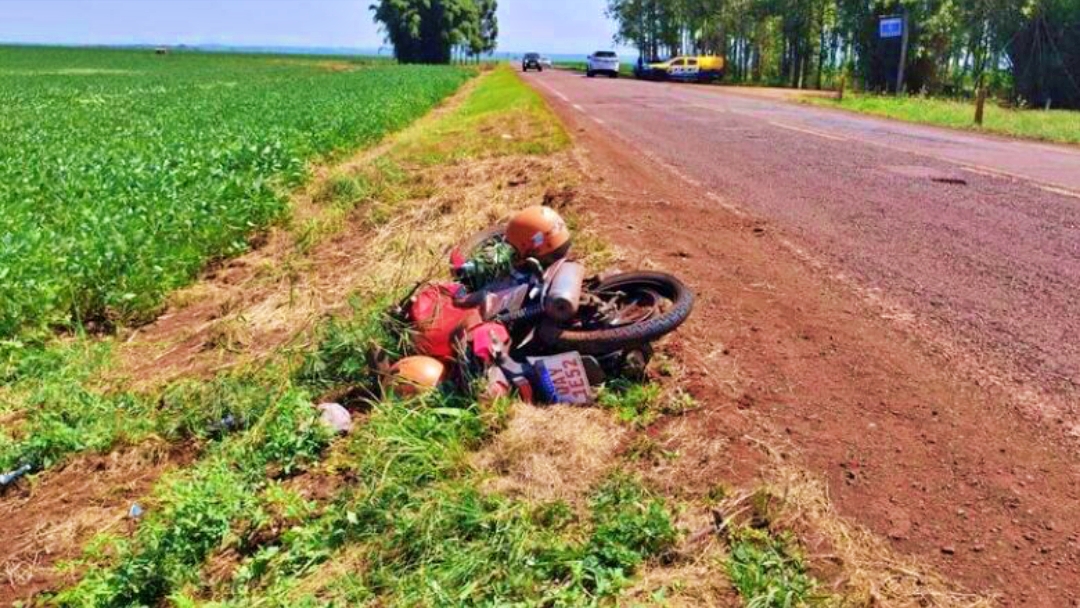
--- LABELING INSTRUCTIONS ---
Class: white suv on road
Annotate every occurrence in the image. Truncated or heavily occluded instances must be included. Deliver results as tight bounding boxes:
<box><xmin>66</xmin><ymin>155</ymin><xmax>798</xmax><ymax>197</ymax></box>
<box><xmin>587</xmin><ymin>51</ymin><xmax>620</xmax><ymax>78</ymax></box>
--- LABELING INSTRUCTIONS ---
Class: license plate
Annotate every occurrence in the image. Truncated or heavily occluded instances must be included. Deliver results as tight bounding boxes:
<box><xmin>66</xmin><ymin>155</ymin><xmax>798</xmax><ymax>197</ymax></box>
<box><xmin>528</xmin><ymin>352</ymin><xmax>594</xmax><ymax>405</ymax></box>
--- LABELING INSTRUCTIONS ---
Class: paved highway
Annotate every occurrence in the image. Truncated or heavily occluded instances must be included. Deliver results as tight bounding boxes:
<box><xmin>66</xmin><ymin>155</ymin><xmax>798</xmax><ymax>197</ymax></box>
<box><xmin>525</xmin><ymin>69</ymin><xmax>1080</xmax><ymax>429</ymax></box>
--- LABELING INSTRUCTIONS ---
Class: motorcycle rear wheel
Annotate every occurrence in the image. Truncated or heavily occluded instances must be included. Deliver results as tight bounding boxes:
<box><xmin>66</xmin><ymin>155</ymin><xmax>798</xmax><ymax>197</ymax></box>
<box><xmin>539</xmin><ymin>271</ymin><xmax>694</xmax><ymax>355</ymax></box>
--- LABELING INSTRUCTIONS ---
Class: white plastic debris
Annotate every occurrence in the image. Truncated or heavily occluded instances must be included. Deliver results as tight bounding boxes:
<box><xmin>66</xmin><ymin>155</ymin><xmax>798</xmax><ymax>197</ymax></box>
<box><xmin>317</xmin><ymin>402</ymin><xmax>353</xmax><ymax>434</ymax></box>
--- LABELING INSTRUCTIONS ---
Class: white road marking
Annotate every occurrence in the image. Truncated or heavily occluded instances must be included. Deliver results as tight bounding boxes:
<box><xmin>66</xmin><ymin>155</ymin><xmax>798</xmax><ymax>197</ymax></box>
<box><xmin>530</xmin><ymin>76</ymin><xmax>614</xmax><ymax>131</ymax></box>
<box><xmin>1029</xmin><ymin>142</ymin><xmax>1080</xmax><ymax>158</ymax></box>
<box><xmin>629</xmin><ymin>145</ymin><xmax>704</xmax><ymax>188</ymax></box>
<box><xmin>1038</xmin><ymin>185</ymin><xmax>1080</xmax><ymax>200</ymax></box>
<box><xmin>964</xmin><ymin>163</ymin><xmax>1046</xmax><ymax>184</ymax></box>
<box><xmin>959</xmin><ymin>165</ymin><xmax>1011</xmax><ymax>180</ymax></box>
<box><xmin>529</xmin><ymin>77</ymin><xmax>571</xmax><ymax>104</ymax></box>
<box><xmin>959</xmin><ymin>165</ymin><xmax>1080</xmax><ymax>198</ymax></box>
<box><xmin>705</xmin><ymin>191</ymin><xmax>747</xmax><ymax>217</ymax></box>
<box><xmin>768</xmin><ymin>121</ymin><xmax>848</xmax><ymax>142</ymax></box>
<box><xmin>845</xmin><ymin>139</ymin><xmax>1080</xmax><ymax>199</ymax></box>
<box><xmin>963</xmin><ymin>164</ymin><xmax>1036</xmax><ymax>185</ymax></box>
<box><xmin>777</xmin><ymin>237</ymin><xmax>825</xmax><ymax>270</ymax></box>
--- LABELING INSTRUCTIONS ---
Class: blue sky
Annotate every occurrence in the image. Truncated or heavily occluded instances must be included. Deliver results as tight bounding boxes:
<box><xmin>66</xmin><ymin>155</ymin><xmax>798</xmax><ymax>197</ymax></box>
<box><xmin>0</xmin><ymin>0</ymin><xmax>624</xmax><ymax>55</ymax></box>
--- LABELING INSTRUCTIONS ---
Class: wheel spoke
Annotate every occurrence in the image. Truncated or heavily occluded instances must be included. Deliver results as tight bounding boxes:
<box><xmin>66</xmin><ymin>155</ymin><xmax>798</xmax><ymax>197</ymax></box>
<box><xmin>580</xmin><ymin>286</ymin><xmax>668</xmax><ymax>329</ymax></box>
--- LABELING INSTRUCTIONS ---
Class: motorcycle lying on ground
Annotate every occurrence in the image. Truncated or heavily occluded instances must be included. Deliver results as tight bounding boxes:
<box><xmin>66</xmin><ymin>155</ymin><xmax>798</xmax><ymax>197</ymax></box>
<box><xmin>388</xmin><ymin>206</ymin><xmax>695</xmax><ymax>404</ymax></box>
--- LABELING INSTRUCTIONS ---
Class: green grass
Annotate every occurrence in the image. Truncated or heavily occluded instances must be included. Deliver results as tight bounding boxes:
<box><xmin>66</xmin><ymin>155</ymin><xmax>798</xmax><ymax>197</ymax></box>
<box><xmin>0</xmin><ymin>343</ymin><xmax>311</xmax><ymax>474</ymax></box>
<box><xmin>727</xmin><ymin>528</ymin><xmax>817</xmax><ymax>608</ymax></box>
<box><xmin>597</xmin><ymin>379</ymin><xmax>697</xmax><ymax>429</ymax></box>
<box><xmin>393</xmin><ymin>65</ymin><xmax>569</xmax><ymax>163</ymax></box>
<box><xmin>810</xmin><ymin>93</ymin><xmax>1080</xmax><ymax>146</ymax></box>
<box><xmin>0</xmin><ymin>46</ymin><xmax>471</xmax><ymax>337</ymax></box>
<box><xmin>555</xmin><ymin>61</ymin><xmax>588</xmax><ymax>72</ymax></box>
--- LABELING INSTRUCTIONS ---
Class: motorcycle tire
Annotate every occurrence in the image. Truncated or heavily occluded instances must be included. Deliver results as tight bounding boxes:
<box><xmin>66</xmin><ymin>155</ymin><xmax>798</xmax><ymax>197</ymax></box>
<box><xmin>538</xmin><ymin>271</ymin><xmax>694</xmax><ymax>355</ymax></box>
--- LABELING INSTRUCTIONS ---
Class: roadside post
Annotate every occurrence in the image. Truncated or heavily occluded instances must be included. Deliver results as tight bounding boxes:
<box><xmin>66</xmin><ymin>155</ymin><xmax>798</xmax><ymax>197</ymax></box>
<box><xmin>838</xmin><ymin>74</ymin><xmax>846</xmax><ymax>102</ymax></box>
<box><xmin>975</xmin><ymin>84</ymin><xmax>987</xmax><ymax>125</ymax></box>
<box><xmin>898</xmin><ymin>8</ymin><xmax>909</xmax><ymax>94</ymax></box>
<box><xmin>879</xmin><ymin>13</ymin><xmax>907</xmax><ymax>94</ymax></box>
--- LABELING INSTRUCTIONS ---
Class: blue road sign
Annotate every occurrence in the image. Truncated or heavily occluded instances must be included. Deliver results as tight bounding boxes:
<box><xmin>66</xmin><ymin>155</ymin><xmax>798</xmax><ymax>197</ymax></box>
<box><xmin>880</xmin><ymin>17</ymin><xmax>904</xmax><ymax>39</ymax></box>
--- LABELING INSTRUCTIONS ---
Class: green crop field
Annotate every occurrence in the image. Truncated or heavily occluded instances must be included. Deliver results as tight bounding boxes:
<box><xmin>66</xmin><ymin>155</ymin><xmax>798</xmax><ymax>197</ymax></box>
<box><xmin>0</xmin><ymin>46</ymin><xmax>470</xmax><ymax>337</ymax></box>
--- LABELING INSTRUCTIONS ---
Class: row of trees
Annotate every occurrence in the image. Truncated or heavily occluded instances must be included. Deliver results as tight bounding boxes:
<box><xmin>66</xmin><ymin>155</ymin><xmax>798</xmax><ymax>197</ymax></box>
<box><xmin>372</xmin><ymin>0</ymin><xmax>498</xmax><ymax>64</ymax></box>
<box><xmin>605</xmin><ymin>0</ymin><xmax>1080</xmax><ymax>109</ymax></box>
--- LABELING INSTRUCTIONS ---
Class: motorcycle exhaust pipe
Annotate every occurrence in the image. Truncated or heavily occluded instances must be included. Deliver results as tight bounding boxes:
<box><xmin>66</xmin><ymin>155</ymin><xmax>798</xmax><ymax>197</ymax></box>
<box><xmin>544</xmin><ymin>262</ymin><xmax>585</xmax><ymax>322</ymax></box>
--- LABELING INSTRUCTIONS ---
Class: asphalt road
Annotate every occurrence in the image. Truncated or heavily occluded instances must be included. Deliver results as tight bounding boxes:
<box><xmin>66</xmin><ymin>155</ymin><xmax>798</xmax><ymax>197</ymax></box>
<box><xmin>525</xmin><ymin>69</ymin><xmax>1080</xmax><ymax>431</ymax></box>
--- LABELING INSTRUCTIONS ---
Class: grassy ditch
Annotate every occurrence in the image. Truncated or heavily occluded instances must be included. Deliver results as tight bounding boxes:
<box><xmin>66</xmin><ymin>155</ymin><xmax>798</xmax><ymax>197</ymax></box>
<box><xmin>809</xmin><ymin>93</ymin><xmax>1080</xmax><ymax>146</ymax></box>
<box><xmin>392</xmin><ymin>64</ymin><xmax>569</xmax><ymax>162</ymax></box>
<box><xmin>38</xmin><ymin>68</ymin><xmax>686</xmax><ymax>606</ymax></box>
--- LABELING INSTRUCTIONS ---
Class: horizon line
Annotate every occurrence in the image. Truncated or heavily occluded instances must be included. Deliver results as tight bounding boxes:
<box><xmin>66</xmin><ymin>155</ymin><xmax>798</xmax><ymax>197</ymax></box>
<box><xmin>0</xmin><ymin>41</ymin><xmax>614</xmax><ymax>57</ymax></box>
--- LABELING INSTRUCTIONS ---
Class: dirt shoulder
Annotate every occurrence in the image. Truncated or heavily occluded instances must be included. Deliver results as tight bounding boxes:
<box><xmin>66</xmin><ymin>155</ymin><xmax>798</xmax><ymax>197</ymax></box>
<box><xmin>530</xmin><ymin>78</ymin><xmax>1080</xmax><ymax>606</ymax></box>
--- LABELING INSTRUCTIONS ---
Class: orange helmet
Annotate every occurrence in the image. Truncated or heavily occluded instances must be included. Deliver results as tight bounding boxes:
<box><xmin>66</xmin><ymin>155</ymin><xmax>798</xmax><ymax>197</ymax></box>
<box><xmin>390</xmin><ymin>356</ymin><xmax>447</xmax><ymax>396</ymax></box>
<box><xmin>505</xmin><ymin>206</ymin><xmax>571</xmax><ymax>263</ymax></box>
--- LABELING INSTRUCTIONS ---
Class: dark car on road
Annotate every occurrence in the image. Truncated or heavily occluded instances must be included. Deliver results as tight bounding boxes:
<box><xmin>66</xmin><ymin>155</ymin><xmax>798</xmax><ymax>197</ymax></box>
<box><xmin>522</xmin><ymin>52</ymin><xmax>543</xmax><ymax>72</ymax></box>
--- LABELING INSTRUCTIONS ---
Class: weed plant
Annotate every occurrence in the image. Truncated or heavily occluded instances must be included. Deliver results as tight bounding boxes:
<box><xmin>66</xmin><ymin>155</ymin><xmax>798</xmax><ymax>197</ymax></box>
<box><xmin>0</xmin><ymin>346</ymin><xmax>302</xmax><ymax>476</ymax></box>
<box><xmin>597</xmin><ymin>379</ymin><xmax>697</xmax><ymax>428</ymax></box>
<box><xmin>727</xmin><ymin>528</ymin><xmax>816</xmax><ymax>608</ymax></box>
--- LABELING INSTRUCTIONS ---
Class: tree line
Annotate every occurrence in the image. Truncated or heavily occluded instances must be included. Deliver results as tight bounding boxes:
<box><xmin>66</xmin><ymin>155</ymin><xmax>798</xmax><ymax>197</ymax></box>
<box><xmin>372</xmin><ymin>0</ymin><xmax>498</xmax><ymax>64</ymax></box>
<box><xmin>605</xmin><ymin>0</ymin><xmax>1080</xmax><ymax>109</ymax></box>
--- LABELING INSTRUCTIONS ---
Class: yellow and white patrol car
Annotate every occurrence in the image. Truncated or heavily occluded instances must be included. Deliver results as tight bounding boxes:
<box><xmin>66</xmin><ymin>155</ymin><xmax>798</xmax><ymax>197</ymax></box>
<box><xmin>635</xmin><ymin>55</ymin><xmax>725</xmax><ymax>83</ymax></box>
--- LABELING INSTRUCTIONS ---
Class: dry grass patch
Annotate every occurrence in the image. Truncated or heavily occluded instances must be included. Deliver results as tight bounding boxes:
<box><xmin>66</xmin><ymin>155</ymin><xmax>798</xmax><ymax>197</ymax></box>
<box><xmin>473</xmin><ymin>402</ymin><xmax>626</xmax><ymax>504</ymax></box>
<box><xmin>621</xmin><ymin>541</ymin><xmax>737</xmax><ymax>607</ymax></box>
<box><xmin>716</xmin><ymin>465</ymin><xmax>997</xmax><ymax>607</ymax></box>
